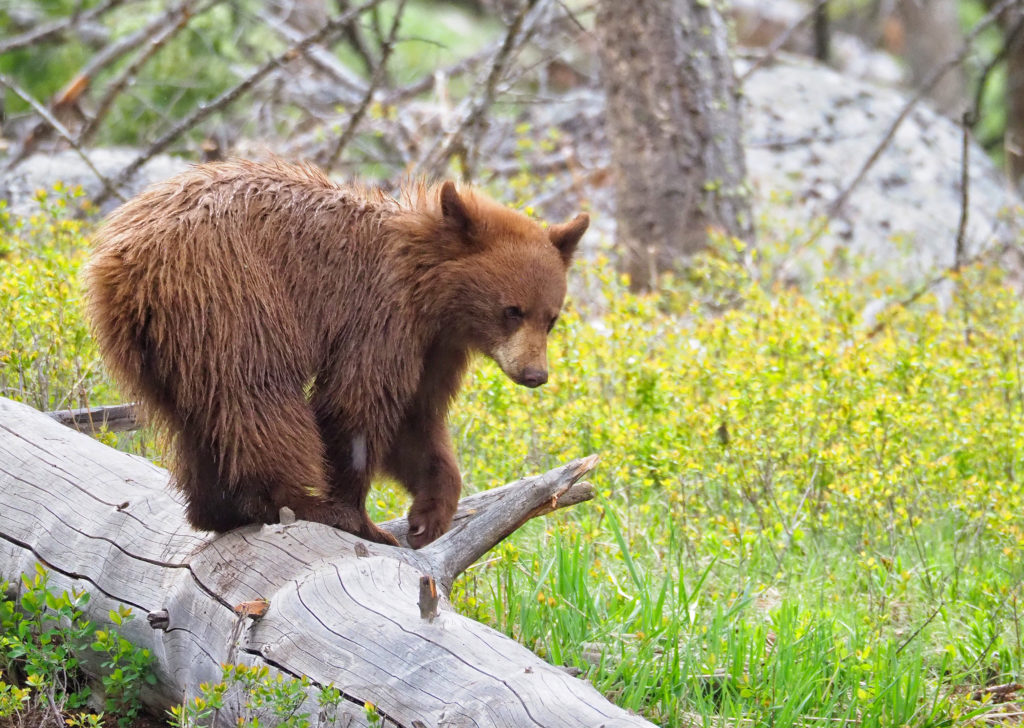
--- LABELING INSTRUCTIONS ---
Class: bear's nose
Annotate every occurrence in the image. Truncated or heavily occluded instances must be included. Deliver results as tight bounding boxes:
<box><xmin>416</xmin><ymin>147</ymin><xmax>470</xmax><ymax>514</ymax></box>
<box><xmin>520</xmin><ymin>368</ymin><xmax>548</xmax><ymax>388</ymax></box>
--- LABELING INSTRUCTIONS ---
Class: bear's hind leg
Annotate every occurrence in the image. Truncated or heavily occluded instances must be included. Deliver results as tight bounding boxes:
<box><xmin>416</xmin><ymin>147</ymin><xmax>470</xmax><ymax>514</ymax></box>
<box><xmin>173</xmin><ymin>392</ymin><xmax>341</xmax><ymax>533</ymax></box>
<box><xmin>174</xmin><ymin>430</ymin><xmax>248</xmax><ymax>531</ymax></box>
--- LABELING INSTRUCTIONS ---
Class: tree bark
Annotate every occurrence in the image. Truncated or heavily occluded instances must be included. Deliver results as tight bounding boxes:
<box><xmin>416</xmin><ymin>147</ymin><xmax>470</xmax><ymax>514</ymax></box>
<box><xmin>595</xmin><ymin>0</ymin><xmax>754</xmax><ymax>291</ymax></box>
<box><xmin>0</xmin><ymin>396</ymin><xmax>655</xmax><ymax>728</ymax></box>
<box><xmin>894</xmin><ymin>0</ymin><xmax>965</xmax><ymax>116</ymax></box>
<box><xmin>999</xmin><ymin>3</ymin><xmax>1024</xmax><ymax>186</ymax></box>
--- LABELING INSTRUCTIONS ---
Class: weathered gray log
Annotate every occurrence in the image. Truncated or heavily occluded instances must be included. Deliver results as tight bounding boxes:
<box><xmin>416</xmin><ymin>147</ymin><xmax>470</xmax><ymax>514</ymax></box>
<box><xmin>45</xmin><ymin>402</ymin><xmax>139</xmax><ymax>433</ymax></box>
<box><xmin>0</xmin><ymin>396</ymin><xmax>656</xmax><ymax>728</ymax></box>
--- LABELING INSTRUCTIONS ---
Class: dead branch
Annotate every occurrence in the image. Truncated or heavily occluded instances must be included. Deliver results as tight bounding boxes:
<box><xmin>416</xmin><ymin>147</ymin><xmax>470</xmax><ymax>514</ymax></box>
<box><xmin>0</xmin><ymin>0</ymin><xmax>129</xmax><ymax>56</ymax></box>
<box><xmin>384</xmin><ymin>45</ymin><xmax>494</xmax><ymax>104</ymax></box>
<box><xmin>254</xmin><ymin>7</ymin><xmax>367</xmax><ymax>105</ymax></box>
<box><xmin>863</xmin><ymin>241</ymin><xmax>1007</xmax><ymax>340</ymax></box>
<box><xmin>1</xmin><ymin>396</ymin><xmax>653</xmax><ymax>727</ymax></box>
<box><xmin>334</xmin><ymin>0</ymin><xmax>382</xmax><ymax>77</ymax></box>
<box><xmin>409</xmin><ymin>455</ymin><xmax>599</xmax><ymax>589</ymax></box>
<box><xmin>0</xmin><ymin>74</ymin><xmax>126</xmax><ymax>202</ymax></box>
<box><xmin>971</xmin><ymin>14</ymin><xmax>1024</xmax><ymax>134</ymax></box>
<box><xmin>7</xmin><ymin>0</ymin><xmax>210</xmax><ymax>166</ymax></box>
<box><xmin>955</xmin><ymin>112</ymin><xmax>972</xmax><ymax>274</ymax></box>
<box><xmin>769</xmin><ymin>0</ymin><xmax>1019</xmax><ymax>280</ymax></box>
<box><xmin>94</xmin><ymin>0</ymin><xmax>388</xmax><ymax>207</ymax></box>
<box><xmin>44</xmin><ymin>403</ymin><xmax>140</xmax><ymax>434</ymax></box>
<box><xmin>78</xmin><ymin>1</ymin><xmax>222</xmax><ymax>146</ymax></box>
<box><xmin>323</xmin><ymin>0</ymin><xmax>407</xmax><ymax>173</ymax></box>
<box><xmin>380</xmin><ymin>459</ymin><xmax>595</xmax><ymax>551</ymax></box>
<box><xmin>738</xmin><ymin>0</ymin><xmax>830</xmax><ymax>84</ymax></box>
<box><xmin>417</xmin><ymin>0</ymin><xmax>546</xmax><ymax>179</ymax></box>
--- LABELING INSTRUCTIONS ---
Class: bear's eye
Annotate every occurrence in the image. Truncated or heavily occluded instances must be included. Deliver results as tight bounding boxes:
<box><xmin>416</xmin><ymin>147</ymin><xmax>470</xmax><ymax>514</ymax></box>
<box><xmin>547</xmin><ymin>315</ymin><xmax>558</xmax><ymax>333</ymax></box>
<box><xmin>504</xmin><ymin>306</ymin><xmax>524</xmax><ymax>321</ymax></box>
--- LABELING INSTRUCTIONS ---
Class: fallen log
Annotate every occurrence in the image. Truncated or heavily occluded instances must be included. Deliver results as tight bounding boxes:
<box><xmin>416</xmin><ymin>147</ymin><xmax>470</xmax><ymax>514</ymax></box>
<box><xmin>0</xmin><ymin>396</ymin><xmax>656</xmax><ymax>727</ymax></box>
<box><xmin>44</xmin><ymin>401</ymin><xmax>140</xmax><ymax>433</ymax></box>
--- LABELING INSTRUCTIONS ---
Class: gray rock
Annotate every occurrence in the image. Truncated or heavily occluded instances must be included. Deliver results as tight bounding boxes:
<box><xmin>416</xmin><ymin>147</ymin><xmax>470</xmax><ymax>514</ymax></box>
<box><xmin>742</xmin><ymin>56</ymin><xmax>1020</xmax><ymax>282</ymax></box>
<box><xmin>0</xmin><ymin>148</ymin><xmax>189</xmax><ymax>217</ymax></box>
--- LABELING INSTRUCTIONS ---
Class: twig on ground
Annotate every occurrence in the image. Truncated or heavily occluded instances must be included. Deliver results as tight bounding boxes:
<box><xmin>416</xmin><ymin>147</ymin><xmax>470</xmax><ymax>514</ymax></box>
<box><xmin>0</xmin><ymin>74</ymin><xmax>126</xmax><ymax>203</ymax></box>
<box><xmin>323</xmin><ymin>0</ymin><xmax>407</xmax><ymax>173</ymax></box>
<box><xmin>94</xmin><ymin>0</ymin><xmax>388</xmax><ymax>206</ymax></box>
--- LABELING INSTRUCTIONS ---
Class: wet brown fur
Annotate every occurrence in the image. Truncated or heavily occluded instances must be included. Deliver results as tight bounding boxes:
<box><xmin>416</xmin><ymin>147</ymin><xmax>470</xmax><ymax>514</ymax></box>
<box><xmin>86</xmin><ymin>159</ymin><xmax>588</xmax><ymax>547</ymax></box>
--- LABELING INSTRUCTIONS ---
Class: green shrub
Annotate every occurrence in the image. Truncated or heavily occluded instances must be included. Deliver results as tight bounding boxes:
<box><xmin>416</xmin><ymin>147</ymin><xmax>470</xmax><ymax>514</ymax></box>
<box><xmin>0</xmin><ymin>565</ymin><xmax>154</xmax><ymax>728</ymax></box>
<box><xmin>0</xmin><ymin>185</ymin><xmax>111</xmax><ymax>412</ymax></box>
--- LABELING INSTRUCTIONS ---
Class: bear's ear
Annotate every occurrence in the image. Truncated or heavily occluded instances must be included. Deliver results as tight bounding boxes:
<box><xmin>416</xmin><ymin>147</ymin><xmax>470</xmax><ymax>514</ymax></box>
<box><xmin>548</xmin><ymin>213</ymin><xmax>589</xmax><ymax>265</ymax></box>
<box><xmin>440</xmin><ymin>181</ymin><xmax>474</xmax><ymax>239</ymax></box>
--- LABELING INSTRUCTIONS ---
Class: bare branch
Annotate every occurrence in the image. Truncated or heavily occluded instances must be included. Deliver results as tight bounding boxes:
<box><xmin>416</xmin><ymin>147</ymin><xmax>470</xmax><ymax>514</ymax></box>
<box><xmin>0</xmin><ymin>74</ymin><xmax>126</xmax><ymax>202</ymax></box>
<box><xmin>864</xmin><ymin>241</ymin><xmax>1007</xmax><ymax>341</ymax></box>
<box><xmin>323</xmin><ymin>0</ymin><xmax>407</xmax><ymax>173</ymax></box>
<box><xmin>78</xmin><ymin>1</ymin><xmax>222</xmax><ymax>146</ymax></box>
<box><xmin>417</xmin><ymin>455</ymin><xmax>600</xmax><ymax>588</ymax></box>
<box><xmin>0</xmin><ymin>0</ymin><xmax>129</xmax><ymax>55</ymax></box>
<box><xmin>970</xmin><ymin>13</ymin><xmax>1024</xmax><ymax>133</ymax></box>
<box><xmin>417</xmin><ymin>0</ymin><xmax>545</xmax><ymax>179</ymax></box>
<box><xmin>773</xmin><ymin>0</ymin><xmax>1019</xmax><ymax>272</ymax></box>
<box><xmin>384</xmin><ymin>45</ymin><xmax>493</xmax><ymax>104</ymax></box>
<box><xmin>94</xmin><ymin>0</ymin><xmax>388</xmax><ymax>206</ymax></box>
<box><xmin>334</xmin><ymin>0</ymin><xmax>382</xmax><ymax>76</ymax></box>
<box><xmin>955</xmin><ymin>112</ymin><xmax>972</xmax><ymax>274</ymax></box>
<box><xmin>254</xmin><ymin>7</ymin><xmax>367</xmax><ymax>104</ymax></box>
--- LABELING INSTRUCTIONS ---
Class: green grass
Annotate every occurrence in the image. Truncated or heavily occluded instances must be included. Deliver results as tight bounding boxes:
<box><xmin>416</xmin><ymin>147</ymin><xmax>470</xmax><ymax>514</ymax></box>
<box><xmin>2</xmin><ymin>188</ymin><xmax>1023</xmax><ymax>726</ymax></box>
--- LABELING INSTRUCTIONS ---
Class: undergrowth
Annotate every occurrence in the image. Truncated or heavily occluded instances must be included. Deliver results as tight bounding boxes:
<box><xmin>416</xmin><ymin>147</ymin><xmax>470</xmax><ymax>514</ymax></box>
<box><xmin>0</xmin><ymin>565</ymin><xmax>155</xmax><ymax>728</ymax></box>
<box><xmin>2</xmin><ymin>187</ymin><xmax>1023</xmax><ymax>726</ymax></box>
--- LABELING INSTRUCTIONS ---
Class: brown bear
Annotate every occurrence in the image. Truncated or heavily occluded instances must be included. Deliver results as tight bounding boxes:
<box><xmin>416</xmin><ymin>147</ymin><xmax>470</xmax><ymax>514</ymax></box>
<box><xmin>86</xmin><ymin>159</ymin><xmax>588</xmax><ymax>548</ymax></box>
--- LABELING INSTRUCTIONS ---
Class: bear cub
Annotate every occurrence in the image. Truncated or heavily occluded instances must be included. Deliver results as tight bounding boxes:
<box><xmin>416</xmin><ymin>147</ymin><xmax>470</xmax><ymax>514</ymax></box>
<box><xmin>86</xmin><ymin>159</ymin><xmax>588</xmax><ymax>548</ymax></box>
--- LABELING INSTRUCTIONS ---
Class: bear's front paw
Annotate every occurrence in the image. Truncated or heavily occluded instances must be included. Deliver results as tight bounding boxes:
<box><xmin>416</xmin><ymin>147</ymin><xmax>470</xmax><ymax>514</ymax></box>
<box><xmin>407</xmin><ymin>507</ymin><xmax>452</xmax><ymax>549</ymax></box>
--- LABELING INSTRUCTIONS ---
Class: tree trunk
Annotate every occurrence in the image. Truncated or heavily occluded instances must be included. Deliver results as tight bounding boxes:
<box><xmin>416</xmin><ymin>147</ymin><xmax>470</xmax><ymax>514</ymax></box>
<box><xmin>999</xmin><ymin>3</ymin><xmax>1024</xmax><ymax>186</ymax></box>
<box><xmin>894</xmin><ymin>0</ymin><xmax>965</xmax><ymax>116</ymax></box>
<box><xmin>595</xmin><ymin>0</ymin><xmax>754</xmax><ymax>291</ymax></box>
<box><xmin>0</xmin><ymin>396</ymin><xmax>656</xmax><ymax>728</ymax></box>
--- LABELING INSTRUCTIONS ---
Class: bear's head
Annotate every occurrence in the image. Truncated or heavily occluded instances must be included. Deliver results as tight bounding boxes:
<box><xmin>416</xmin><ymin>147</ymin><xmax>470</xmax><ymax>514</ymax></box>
<box><xmin>435</xmin><ymin>182</ymin><xmax>588</xmax><ymax>388</ymax></box>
